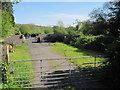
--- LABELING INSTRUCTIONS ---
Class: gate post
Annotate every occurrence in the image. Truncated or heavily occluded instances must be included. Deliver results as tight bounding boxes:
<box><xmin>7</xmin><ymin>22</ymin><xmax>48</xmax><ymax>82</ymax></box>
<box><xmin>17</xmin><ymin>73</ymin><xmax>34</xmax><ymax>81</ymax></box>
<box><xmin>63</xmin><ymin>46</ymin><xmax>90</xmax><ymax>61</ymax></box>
<box><xmin>94</xmin><ymin>56</ymin><xmax>97</xmax><ymax>68</ymax></box>
<box><xmin>69</xmin><ymin>58</ymin><xmax>72</xmax><ymax>84</ymax></box>
<box><xmin>2</xmin><ymin>45</ymin><xmax>9</xmax><ymax>65</ymax></box>
<box><xmin>2</xmin><ymin>44</ymin><xmax>9</xmax><ymax>84</ymax></box>
<box><xmin>40</xmin><ymin>59</ymin><xmax>42</xmax><ymax>85</ymax></box>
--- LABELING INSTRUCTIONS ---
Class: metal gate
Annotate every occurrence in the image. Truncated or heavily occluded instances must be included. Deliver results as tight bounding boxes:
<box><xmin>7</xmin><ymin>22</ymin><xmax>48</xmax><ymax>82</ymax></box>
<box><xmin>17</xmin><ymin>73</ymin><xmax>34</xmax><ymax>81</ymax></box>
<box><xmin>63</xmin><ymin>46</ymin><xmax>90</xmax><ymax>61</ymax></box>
<box><xmin>10</xmin><ymin>56</ymin><xmax>108</xmax><ymax>89</ymax></box>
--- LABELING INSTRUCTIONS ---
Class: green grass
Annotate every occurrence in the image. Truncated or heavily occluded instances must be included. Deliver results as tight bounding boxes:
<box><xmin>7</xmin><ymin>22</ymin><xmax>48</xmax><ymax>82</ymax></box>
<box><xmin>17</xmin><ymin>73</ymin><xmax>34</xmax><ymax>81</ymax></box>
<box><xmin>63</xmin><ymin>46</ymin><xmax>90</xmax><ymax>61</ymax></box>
<box><xmin>9</xmin><ymin>43</ymin><xmax>33</xmax><ymax>87</ymax></box>
<box><xmin>10</xmin><ymin>47</ymin><xmax>31</xmax><ymax>60</ymax></box>
<box><xmin>50</xmin><ymin>42</ymin><xmax>105</xmax><ymax>68</ymax></box>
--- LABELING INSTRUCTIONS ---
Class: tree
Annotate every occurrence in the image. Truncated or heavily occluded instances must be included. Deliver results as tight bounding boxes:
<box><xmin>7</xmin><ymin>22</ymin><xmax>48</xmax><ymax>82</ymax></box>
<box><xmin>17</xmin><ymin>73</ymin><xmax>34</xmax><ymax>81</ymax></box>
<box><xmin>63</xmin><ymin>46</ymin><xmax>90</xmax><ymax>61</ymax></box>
<box><xmin>89</xmin><ymin>1</ymin><xmax>120</xmax><ymax>36</ymax></box>
<box><xmin>44</xmin><ymin>26</ymin><xmax>53</xmax><ymax>34</ymax></box>
<box><xmin>89</xmin><ymin>8</ymin><xmax>109</xmax><ymax>35</ymax></box>
<box><xmin>0</xmin><ymin>10</ymin><xmax>2</xmax><ymax>37</ymax></box>
<box><xmin>19</xmin><ymin>24</ymin><xmax>31</xmax><ymax>35</ymax></box>
<box><xmin>57</xmin><ymin>20</ymin><xmax>64</xmax><ymax>27</ymax></box>
<box><xmin>89</xmin><ymin>1</ymin><xmax>120</xmax><ymax>88</ymax></box>
<box><xmin>76</xmin><ymin>21</ymin><xmax>94</xmax><ymax>35</ymax></box>
<box><xmin>106</xmin><ymin>1</ymin><xmax>120</xmax><ymax>88</ymax></box>
<box><xmin>0</xmin><ymin>0</ymin><xmax>23</xmax><ymax>38</ymax></box>
<box><xmin>108</xmin><ymin>2</ymin><xmax>120</xmax><ymax>36</ymax></box>
<box><xmin>53</xmin><ymin>26</ymin><xmax>66</xmax><ymax>35</ymax></box>
<box><xmin>66</xmin><ymin>26</ymin><xmax>76</xmax><ymax>36</ymax></box>
<box><xmin>1</xmin><ymin>2</ymin><xmax>15</xmax><ymax>38</ymax></box>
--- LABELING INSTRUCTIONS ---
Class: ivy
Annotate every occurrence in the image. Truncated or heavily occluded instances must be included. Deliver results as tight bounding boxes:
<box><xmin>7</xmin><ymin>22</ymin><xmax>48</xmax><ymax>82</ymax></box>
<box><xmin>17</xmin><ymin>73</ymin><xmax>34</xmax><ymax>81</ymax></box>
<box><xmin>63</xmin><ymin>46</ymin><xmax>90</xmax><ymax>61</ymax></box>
<box><xmin>0</xmin><ymin>61</ymin><xmax>22</xmax><ymax>88</ymax></box>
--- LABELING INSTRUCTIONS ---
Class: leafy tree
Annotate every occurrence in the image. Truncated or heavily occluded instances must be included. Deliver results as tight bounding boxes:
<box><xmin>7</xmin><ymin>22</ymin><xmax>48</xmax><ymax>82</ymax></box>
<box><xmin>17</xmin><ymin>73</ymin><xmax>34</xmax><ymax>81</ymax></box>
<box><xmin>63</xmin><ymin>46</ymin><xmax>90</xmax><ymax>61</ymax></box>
<box><xmin>89</xmin><ymin>8</ymin><xmax>109</xmax><ymax>35</ymax></box>
<box><xmin>76</xmin><ymin>21</ymin><xmax>93</xmax><ymax>35</ymax></box>
<box><xmin>106</xmin><ymin>1</ymin><xmax>120</xmax><ymax>88</ymax></box>
<box><xmin>108</xmin><ymin>2</ymin><xmax>120</xmax><ymax>36</ymax></box>
<box><xmin>64</xmin><ymin>26</ymin><xmax>77</xmax><ymax>44</ymax></box>
<box><xmin>57</xmin><ymin>20</ymin><xmax>64</xmax><ymax>27</ymax></box>
<box><xmin>1</xmin><ymin>2</ymin><xmax>15</xmax><ymax>38</ymax></box>
<box><xmin>53</xmin><ymin>26</ymin><xmax>66</xmax><ymax>35</ymax></box>
<box><xmin>89</xmin><ymin>1</ymin><xmax>120</xmax><ymax>88</ymax></box>
<box><xmin>66</xmin><ymin>26</ymin><xmax>76</xmax><ymax>36</ymax></box>
<box><xmin>14</xmin><ymin>24</ymin><xmax>22</xmax><ymax>34</ymax></box>
<box><xmin>19</xmin><ymin>24</ymin><xmax>46</xmax><ymax>35</ymax></box>
<box><xmin>44</xmin><ymin>26</ymin><xmax>53</xmax><ymax>34</ymax></box>
<box><xmin>19</xmin><ymin>24</ymin><xmax>31</xmax><ymax>35</ymax></box>
<box><xmin>0</xmin><ymin>10</ymin><xmax>2</xmax><ymax>37</ymax></box>
<box><xmin>89</xmin><ymin>2</ymin><xmax>120</xmax><ymax>36</ymax></box>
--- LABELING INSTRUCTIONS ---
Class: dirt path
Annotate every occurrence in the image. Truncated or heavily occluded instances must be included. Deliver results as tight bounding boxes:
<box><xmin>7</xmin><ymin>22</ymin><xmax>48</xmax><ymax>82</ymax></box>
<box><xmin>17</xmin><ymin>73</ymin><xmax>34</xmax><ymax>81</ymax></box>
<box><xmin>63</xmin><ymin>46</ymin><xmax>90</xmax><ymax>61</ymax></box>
<box><xmin>27</xmin><ymin>38</ymin><xmax>75</xmax><ymax>86</ymax></box>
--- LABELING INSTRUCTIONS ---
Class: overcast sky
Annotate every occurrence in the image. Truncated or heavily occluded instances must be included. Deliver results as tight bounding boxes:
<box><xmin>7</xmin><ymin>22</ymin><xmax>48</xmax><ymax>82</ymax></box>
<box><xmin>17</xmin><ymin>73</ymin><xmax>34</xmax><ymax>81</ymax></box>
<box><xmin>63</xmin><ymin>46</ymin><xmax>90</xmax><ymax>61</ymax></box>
<box><xmin>13</xmin><ymin>1</ymin><xmax>112</xmax><ymax>26</ymax></box>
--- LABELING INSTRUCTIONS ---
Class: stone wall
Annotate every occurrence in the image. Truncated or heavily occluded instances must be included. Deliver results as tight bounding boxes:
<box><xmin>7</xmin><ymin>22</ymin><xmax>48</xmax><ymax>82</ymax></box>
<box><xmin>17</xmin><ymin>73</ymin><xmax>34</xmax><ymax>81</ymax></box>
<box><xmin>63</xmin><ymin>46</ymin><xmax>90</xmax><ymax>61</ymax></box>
<box><xmin>4</xmin><ymin>35</ymin><xmax>25</xmax><ymax>45</ymax></box>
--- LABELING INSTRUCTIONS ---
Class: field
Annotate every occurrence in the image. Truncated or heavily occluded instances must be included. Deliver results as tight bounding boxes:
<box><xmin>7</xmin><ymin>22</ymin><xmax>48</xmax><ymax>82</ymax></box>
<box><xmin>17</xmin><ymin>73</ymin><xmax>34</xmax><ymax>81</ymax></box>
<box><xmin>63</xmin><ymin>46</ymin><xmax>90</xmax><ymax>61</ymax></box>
<box><xmin>50</xmin><ymin>42</ymin><xmax>105</xmax><ymax>68</ymax></box>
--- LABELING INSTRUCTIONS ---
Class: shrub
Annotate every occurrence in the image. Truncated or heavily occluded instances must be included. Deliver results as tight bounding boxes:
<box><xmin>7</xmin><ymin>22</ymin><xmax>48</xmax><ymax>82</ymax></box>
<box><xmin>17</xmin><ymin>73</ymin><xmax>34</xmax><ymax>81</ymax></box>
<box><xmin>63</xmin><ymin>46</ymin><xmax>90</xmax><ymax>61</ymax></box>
<box><xmin>84</xmin><ymin>35</ymin><xmax>116</xmax><ymax>52</ymax></box>
<box><xmin>74</xmin><ymin>35</ymin><xmax>99</xmax><ymax>48</ymax></box>
<box><xmin>0</xmin><ymin>61</ymin><xmax>23</xmax><ymax>88</ymax></box>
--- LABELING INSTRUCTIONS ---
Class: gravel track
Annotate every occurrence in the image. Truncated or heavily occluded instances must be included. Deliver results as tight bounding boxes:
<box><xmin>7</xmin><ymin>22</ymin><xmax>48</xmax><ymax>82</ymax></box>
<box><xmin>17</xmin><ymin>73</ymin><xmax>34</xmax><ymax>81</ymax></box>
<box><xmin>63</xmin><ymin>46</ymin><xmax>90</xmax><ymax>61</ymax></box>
<box><xmin>27</xmin><ymin>38</ymin><xmax>75</xmax><ymax>85</ymax></box>
<box><xmin>26</xmin><ymin>38</ymin><xmax>108</xmax><ymax>89</ymax></box>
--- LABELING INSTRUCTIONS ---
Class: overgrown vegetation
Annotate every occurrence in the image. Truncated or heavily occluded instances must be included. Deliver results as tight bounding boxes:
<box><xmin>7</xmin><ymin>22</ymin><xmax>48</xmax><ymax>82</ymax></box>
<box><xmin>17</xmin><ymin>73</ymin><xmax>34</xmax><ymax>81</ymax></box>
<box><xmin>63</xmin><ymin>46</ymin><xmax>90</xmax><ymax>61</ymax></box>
<box><xmin>0</xmin><ymin>60</ymin><xmax>25</xmax><ymax>88</ymax></box>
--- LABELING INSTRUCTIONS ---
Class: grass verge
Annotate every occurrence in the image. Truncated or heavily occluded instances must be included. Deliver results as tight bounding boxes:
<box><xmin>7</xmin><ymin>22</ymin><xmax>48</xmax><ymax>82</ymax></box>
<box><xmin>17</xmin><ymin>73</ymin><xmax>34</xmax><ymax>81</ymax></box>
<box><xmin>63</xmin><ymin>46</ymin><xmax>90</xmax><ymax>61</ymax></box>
<box><xmin>50</xmin><ymin>42</ymin><xmax>105</xmax><ymax>68</ymax></box>
<box><xmin>9</xmin><ymin>42</ymin><xmax>33</xmax><ymax>87</ymax></box>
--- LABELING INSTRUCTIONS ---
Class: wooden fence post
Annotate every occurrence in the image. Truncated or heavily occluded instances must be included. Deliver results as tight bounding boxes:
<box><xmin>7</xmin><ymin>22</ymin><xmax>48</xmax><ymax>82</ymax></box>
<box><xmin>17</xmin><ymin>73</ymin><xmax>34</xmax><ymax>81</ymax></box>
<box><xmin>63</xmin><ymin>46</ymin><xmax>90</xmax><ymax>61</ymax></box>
<box><xmin>2</xmin><ymin>45</ymin><xmax>9</xmax><ymax>65</ymax></box>
<box><xmin>1</xmin><ymin>44</ymin><xmax>9</xmax><ymax>83</ymax></box>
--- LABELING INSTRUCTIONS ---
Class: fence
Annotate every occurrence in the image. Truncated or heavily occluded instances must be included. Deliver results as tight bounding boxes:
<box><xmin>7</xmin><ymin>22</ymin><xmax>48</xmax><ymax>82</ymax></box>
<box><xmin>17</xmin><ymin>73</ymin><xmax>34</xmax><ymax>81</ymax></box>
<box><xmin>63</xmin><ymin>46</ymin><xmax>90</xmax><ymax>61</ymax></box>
<box><xmin>10</xmin><ymin>55</ymin><xmax>108</xmax><ymax>88</ymax></box>
<box><xmin>1</xmin><ymin>44</ymin><xmax>9</xmax><ymax>64</ymax></box>
<box><xmin>0</xmin><ymin>44</ymin><xmax>10</xmax><ymax>84</ymax></box>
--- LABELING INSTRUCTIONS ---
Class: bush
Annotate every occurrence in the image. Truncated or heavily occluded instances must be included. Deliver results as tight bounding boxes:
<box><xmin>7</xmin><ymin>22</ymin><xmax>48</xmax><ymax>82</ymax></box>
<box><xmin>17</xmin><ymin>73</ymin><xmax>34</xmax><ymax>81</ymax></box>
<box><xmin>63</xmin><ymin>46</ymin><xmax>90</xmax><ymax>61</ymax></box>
<box><xmin>44</xmin><ymin>34</ymin><xmax>64</xmax><ymax>42</ymax></box>
<box><xmin>105</xmin><ymin>37</ymin><xmax>120</xmax><ymax>88</ymax></box>
<box><xmin>74</xmin><ymin>35</ymin><xmax>99</xmax><ymax>48</ymax></box>
<box><xmin>0</xmin><ymin>61</ymin><xmax>23</xmax><ymax>89</ymax></box>
<box><xmin>84</xmin><ymin>35</ymin><xmax>116</xmax><ymax>52</ymax></box>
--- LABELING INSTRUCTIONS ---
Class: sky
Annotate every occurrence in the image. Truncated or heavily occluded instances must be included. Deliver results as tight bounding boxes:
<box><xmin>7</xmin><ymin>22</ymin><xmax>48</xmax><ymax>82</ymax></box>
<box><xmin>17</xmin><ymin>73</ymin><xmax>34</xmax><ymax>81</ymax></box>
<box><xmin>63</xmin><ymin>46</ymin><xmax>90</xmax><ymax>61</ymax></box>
<box><xmin>13</xmin><ymin>1</ymin><xmax>110</xmax><ymax>26</ymax></box>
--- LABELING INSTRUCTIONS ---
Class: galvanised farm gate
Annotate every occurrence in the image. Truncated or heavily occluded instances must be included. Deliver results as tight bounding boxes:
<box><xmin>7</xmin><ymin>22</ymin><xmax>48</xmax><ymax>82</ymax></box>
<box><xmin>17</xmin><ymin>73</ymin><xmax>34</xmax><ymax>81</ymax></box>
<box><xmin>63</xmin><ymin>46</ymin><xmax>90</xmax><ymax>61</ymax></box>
<box><xmin>10</xmin><ymin>56</ymin><xmax>108</xmax><ymax>89</ymax></box>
